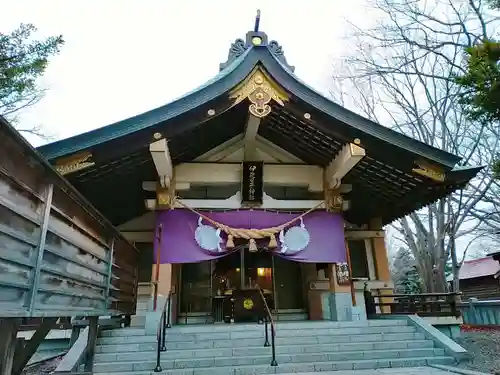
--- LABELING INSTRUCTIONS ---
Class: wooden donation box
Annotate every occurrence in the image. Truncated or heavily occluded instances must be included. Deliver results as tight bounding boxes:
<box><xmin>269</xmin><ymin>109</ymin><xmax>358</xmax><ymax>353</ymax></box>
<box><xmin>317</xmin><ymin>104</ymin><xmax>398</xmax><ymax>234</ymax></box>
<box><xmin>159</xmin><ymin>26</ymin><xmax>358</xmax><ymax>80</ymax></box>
<box><xmin>233</xmin><ymin>289</ymin><xmax>265</xmax><ymax>323</ymax></box>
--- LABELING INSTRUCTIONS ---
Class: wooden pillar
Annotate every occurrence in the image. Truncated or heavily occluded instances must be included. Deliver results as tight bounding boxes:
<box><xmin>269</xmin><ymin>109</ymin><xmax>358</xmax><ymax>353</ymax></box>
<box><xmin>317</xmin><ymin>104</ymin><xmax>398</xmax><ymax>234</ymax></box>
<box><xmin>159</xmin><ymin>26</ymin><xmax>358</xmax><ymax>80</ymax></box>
<box><xmin>369</xmin><ymin>218</ymin><xmax>393</xmax><ymax>312</ymax></box>
<box><xmin>170</xmin><ymin>264</ymin><xmax>180</xmax><ymax>324</ymax></box>
<box><xmin>0</xmin><ymin>319</ymin><xmax>20</xmax><ymax>375</ymax></box>
<box><xmin>151</xmin><ymin>264</ymin><xmax>173</xmax><ymax>296</ymax></box>
<box><xmin>369</xmin><ymin>218</ymin><xmax>390</xmax><ymax>281</ymax></box>
<box><xmin>83</xmin><ymin>317</ymin><xmax>98</xmax><ymax>373</ymax></box>
<box><xmin>12</xmin><ymin>317</ymin><xmax>57</xmax><ymax>375</ymax></box>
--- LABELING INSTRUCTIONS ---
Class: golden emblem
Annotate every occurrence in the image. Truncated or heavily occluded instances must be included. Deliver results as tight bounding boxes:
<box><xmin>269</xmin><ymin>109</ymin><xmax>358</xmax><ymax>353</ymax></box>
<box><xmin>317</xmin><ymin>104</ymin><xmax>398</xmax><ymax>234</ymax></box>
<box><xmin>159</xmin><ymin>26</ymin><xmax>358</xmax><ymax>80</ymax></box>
<box><xmin>243</xmin><ymin>298</ymin><xmax>254</xmax><ymax>310</ymax></box>
<box><xmin>54</xmin><ymin>152</ymin><xmax>95</xmax><ymax>176</ymax></box>
<box><xmin>229</xmin><ymin>67</ymin><xmax>289</xmax><ymax>118</ymax></box>
<box><xmin>412</xmin><ymin>162</ymin><xmax>446</xmax><ymax>182</ymax></box>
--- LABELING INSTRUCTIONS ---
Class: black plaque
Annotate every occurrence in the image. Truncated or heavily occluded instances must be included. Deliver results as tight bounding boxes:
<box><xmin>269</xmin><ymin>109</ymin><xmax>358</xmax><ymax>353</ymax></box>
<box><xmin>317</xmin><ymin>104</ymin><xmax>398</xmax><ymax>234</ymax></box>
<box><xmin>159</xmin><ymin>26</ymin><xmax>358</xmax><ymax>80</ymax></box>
<box><xmin>241</xmin><ymin>161</ymin><xmax>264</xmax><ymax>204</ymax></box>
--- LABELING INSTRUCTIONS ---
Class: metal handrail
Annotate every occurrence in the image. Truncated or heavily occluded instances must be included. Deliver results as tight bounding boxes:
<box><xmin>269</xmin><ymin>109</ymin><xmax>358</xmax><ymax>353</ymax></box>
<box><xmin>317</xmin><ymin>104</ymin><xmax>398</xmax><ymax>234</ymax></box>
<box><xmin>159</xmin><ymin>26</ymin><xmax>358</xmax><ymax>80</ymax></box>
<box><xmin>257</xmin><ymin>286</ymin><xmax>277</xmax><ymax>367</ymax></box>
<box><xmin>154</xmin><ymin>290</ymin><xmax>172</xmax><ymax>372</ymax></box>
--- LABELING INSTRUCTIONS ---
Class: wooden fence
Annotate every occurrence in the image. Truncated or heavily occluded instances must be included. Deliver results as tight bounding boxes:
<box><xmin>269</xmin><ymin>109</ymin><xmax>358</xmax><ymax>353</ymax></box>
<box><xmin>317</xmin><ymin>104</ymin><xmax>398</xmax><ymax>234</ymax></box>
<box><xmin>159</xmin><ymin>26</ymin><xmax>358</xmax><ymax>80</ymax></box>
<box><xmin>0</xmin><ymin>116</ymin><xmax>139</xmax><ymax>318</ymax></box>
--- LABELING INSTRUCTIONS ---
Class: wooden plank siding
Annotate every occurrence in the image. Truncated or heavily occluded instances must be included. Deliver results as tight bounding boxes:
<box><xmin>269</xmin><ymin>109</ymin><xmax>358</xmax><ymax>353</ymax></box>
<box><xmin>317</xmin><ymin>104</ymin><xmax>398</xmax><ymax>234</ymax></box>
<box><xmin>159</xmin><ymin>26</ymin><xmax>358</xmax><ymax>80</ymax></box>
<box><xmin>0</xmin><ymin>117</ymin><xmax>139</xmax><ymax>318</ymax></box>
<box><xmin>460</xmin><ymin>276</ymin><xmax>500</xmax><ymax>301</ymax></box>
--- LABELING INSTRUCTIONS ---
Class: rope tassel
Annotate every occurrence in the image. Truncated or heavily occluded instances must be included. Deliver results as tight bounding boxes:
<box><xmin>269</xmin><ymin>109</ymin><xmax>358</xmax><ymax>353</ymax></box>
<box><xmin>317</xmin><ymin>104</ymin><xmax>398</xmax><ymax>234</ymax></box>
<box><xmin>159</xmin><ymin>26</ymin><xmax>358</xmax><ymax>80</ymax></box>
<box><xmin>248</xmin><ymin>238</ymin><xmax>258</xmax><ymax>252</ymax></box>
<box><xmin>268</xmin><ymin>234</ymin><xmax>277</xmax><ymax>249</ymax></box>
<box><xmin>226</xmin><ymin>234</ymin><xmax>235</xmax><ymax>249</ymax></box>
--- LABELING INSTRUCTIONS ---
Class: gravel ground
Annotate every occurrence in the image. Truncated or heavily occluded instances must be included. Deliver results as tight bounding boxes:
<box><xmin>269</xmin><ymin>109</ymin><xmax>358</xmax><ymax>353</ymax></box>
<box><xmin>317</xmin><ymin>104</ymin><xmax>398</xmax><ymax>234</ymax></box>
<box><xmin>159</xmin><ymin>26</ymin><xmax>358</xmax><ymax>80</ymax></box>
<box><xmin>21</xmin><ymin>355</ymin><xmax>63</xmax><ymax>375</ymax></box>
<box><xmin>455</xmin><ymin>328</ymin><xmax>500</xmax><ymax>374</ymax></box>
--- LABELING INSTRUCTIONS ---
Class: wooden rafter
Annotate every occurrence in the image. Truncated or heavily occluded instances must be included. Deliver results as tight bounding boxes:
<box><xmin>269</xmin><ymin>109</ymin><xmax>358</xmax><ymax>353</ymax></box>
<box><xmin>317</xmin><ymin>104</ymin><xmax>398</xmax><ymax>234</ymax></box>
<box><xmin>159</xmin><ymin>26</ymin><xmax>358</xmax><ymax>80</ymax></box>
<box><xmin>325</xmin><ymin>143</ymin><xmax>366</xmax><ymax>189</ymax></box>
<box><xmin>149</xmin><ymin>138</ymin><xmax>173</xmax><ymax>188</ymax></box>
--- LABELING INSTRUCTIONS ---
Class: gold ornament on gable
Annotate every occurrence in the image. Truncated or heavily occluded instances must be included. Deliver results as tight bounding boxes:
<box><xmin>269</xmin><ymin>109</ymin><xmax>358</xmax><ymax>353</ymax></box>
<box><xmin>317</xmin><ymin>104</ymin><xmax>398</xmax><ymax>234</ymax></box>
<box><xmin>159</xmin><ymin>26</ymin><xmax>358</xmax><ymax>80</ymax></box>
<box><xmin>55</xmin><ymin>152</ymin><xmax>95</xmax><ymax>176</ymax></box>
<box><xmin>412</xmin><ymin>162</ymin><xmax>446</xmax><ymax>182</ymax></box>
<box><xmin>229</xmin><ymin>68</ymin><xmax>289</xmax><ymax>118</ymax></box>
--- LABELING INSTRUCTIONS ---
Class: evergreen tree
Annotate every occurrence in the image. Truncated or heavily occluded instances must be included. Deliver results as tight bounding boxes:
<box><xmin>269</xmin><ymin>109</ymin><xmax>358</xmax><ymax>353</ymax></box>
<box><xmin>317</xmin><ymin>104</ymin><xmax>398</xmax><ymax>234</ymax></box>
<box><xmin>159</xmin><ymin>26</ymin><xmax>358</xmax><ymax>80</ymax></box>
<box><xmin>0</xmin><ymin>23</ymin><xmax>63</xmax><ymax>135</ymax></box>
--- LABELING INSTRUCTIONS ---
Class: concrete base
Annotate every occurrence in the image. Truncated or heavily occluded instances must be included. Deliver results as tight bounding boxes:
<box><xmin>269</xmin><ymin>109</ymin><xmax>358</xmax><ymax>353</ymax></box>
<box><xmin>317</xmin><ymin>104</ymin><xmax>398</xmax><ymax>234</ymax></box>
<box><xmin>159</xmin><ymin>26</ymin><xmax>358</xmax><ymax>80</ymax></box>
<box><xmin>424</xmin><ymin>317</ymin><xmax>463</xmax><ymax>340</ymax></box>
<box><xmin>143</xmin><ymin>294</ymin><xmax>173</xmax><ymax>334</ymax></box>
<box><xmin>406</xmin><ymin>315</ymin><xmax>468</xmax><ymax>362</ymax></box>
<box><xmin>324</xmin><ymin>291</ymin><xmax>367</xmax><ymax>321</ymax></box>
<box><xmin>436</xmin><ymin>325</ymin><xmax>461</xmax><ymax>340</ymax></box>
<box><xmin>145</xmin><ymin>311</ymin><xmax>162</xmax><ymax>335</ymax></box>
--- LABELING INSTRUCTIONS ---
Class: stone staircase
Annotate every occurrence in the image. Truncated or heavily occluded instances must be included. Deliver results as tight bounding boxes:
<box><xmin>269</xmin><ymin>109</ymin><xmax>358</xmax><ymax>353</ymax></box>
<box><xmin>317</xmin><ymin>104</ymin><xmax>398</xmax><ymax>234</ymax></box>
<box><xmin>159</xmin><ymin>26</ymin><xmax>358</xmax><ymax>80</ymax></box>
<box><xmin>92</xmin><ymin>319</ymin><xmax>456</xmax><ymax>375</ymax></box>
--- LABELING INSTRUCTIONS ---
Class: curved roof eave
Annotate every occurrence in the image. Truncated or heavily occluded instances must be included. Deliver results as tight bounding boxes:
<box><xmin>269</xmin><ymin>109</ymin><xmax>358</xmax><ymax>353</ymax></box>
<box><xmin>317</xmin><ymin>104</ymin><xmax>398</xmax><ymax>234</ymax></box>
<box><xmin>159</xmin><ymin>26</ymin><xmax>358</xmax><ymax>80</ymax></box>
<box><xmin>38</xmin><ymin>47</ymin><xmax>258</xmax><ymax>160</ymax></box>
<box><xmin>258</xmin><ymin>49</ymin><xmax>461</xmax><ymax>168</ymax></box>
<box><xmin>40</xmin><ymin>44</ymin><xmax>461</xmax><ymax>169</ymax></box>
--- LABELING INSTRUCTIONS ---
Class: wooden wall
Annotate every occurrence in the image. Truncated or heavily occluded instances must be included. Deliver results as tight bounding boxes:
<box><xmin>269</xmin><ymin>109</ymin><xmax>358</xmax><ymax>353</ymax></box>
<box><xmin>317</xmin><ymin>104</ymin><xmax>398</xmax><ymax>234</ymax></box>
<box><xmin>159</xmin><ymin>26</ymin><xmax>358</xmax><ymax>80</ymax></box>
<box><xmin>0</xmin><ymin>118</ymin><xmax>139</xmax><ymax>318</ymax></box>
<box><xmin>460</xmin><ymin>276</ymin><xmax>500</xmax><ymax>301</ymax></box>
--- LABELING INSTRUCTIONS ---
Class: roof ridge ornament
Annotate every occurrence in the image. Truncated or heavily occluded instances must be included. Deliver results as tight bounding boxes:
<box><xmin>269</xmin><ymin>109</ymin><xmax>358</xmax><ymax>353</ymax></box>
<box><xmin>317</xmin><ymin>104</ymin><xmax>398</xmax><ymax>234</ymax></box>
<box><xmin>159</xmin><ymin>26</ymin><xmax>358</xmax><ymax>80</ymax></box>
<box><xmin>254</xmin><ymin>9</ymin><xmax>261</xmax><ymax>32</ymax></box>
<box><xmin>229</xmin><ymin>67</ymin><xmax>289</xmax><ymax>118</ymax></box>
<box><xmin>219</xmin><ymin>11</ymin><xmax>295</xmax><ymax>72</ymax></box>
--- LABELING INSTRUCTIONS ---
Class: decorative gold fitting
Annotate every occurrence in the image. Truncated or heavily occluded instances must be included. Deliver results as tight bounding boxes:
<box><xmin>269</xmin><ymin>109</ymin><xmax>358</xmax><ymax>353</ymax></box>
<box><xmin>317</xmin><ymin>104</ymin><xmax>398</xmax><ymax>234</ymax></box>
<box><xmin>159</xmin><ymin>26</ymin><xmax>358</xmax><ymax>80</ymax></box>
<box><xmin>229</xmin><ymin>67</ymin><xmax>289</xmax><ymax>118</ymax></box>
<box><xmin>55</xmin><ymin>152</ymin><xmax>94</xmax><ymax>176</ymax></box>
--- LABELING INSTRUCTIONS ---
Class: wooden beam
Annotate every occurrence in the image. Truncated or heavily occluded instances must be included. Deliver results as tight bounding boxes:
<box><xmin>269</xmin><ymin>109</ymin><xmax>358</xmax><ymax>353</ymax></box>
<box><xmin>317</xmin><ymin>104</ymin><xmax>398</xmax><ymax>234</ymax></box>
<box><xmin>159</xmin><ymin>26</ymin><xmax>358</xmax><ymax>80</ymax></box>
<box><xmin>174</xmin><ymin>163</ymin><xmax>324</xmax><ymax>192</ymax></box>
<box><xmin>195</xmin><ymin>134</ymin><xmax>305</xmax><ymax>164</ymax></box>
<box><xmin>145</xmin><ymin>191</ymin><xmax>329</xmax><ymax>210</ymax></box>
<box><xmin>83</xmin><ymin>317</ymin><xmax>98</xmax><ymax>373</ymax></box>
<box><xmin>326</xmin><ymin>143</ymin><xmax>366</xmax><ymax>189</ymax></box>
<box><xmin>195</xmin><ymin>135</ymin><xmax>244</xmax><ymax>162</ymax></box>
<box><xmin>12</xmin><ymin>317</ymin><xmax>58</xmax><ymax>375</ymax></box>
<box><xmin>244</xmin><ymin>114</ymin><xmax>261</xmax><ymax>160</ymax></box>
<box><xmin>255</xmin><ymin>135</ymin><xmax>305</xmax><ymax>164</ymax></box>
<box><xmin>344</xmin><ymin>230</ymin><xmax>385</xmax><ymax>239</ymax></box>
<box><xmin>142</xmin><ymin>180</ymin><xmax>190</xmax><ymax>192</ymax></box>
<box><xmin>149</xmin><ymin>138</ymin><xmax>173</xmax><ymax>188</ymax></box>
<box><xmin>0</xmin><ymin>319</ymin><xmax>20</xmax><ymax>375</ymax></box>
<box><xmin>54</xmin><ymin>326</ymin><xmax>89</xmax><ymax>373</ymax></box>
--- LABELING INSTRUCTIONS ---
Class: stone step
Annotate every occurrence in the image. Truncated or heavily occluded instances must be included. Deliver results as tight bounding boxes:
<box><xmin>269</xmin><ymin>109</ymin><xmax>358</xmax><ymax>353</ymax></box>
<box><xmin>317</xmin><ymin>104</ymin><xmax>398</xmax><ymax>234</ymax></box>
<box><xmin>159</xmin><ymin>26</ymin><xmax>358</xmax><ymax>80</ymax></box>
<box><xmin>96</xmin><ymin>324</ymin><xmax>415</xmax><ymax>344</ymax></box>
<box><xmin>166</xmin><ymin>325</ymin><xmax>416</xmax><ymax>342</ymax></box>
<box><xmin>95</xmin><ymin>342</ymin><xmax>157</xmax><ymax>353</ymax></box>
<box><xmin>101</xmin><ymin>328</ymin><xmax>148</xmax><ymax>337</ymax></box>
<box><xmin>93</xmin><ymin>355</ymin><xmax>455</xmax><ymax>374</ymax></box>
<box><xmin>95</xmin><ymin>339</ymin><xmax>435</xmax><ymax>362</ymax></box>
<box><xmin>130</xmin><ymin>315</ymin><xmax>146</xmax><ymax>328</ymax></box>
<box><xmin>94</xmin><ymin>346</ymin><xmax>443</xmax><ymax>365</ymax></box>
<box><xmin>96</xmin><ymin>329</ymin><xmax>421</xmax><ymax>347</ymax></box>
<box><xmin>166</xmin><ymin>332</ymin><xmax>426</xmax><ymax>350</ymax></box>
<box><xmin>95</xmin><ymin>334</ymin><xmax>432</xmax><ymax>355</ymax></box>
<box><xmin>166</xmin><ymin>319</ymin><xmax>408</xmax><ymax>334</ymax></box>
<box><xmin>96</xmin><ymin>333</ymin><xmax>425</xmax><ymax>353</ymax></box>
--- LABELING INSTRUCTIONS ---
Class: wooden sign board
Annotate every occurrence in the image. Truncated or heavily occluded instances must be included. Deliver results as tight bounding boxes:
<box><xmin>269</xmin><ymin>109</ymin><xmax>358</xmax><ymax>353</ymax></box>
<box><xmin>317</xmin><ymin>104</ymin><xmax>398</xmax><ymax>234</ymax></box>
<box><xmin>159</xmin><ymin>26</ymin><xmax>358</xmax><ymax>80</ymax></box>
<box><xmin>241</xmin><ymin>161</ymin><xmax>264</xmax><ymax>204</ymax></box>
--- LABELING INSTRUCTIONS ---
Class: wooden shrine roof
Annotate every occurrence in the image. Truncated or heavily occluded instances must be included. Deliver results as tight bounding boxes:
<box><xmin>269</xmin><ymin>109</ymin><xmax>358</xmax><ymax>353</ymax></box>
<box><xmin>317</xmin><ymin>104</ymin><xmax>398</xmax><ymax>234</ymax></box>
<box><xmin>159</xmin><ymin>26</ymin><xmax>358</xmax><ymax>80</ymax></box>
<box><xmin>36</xmin><ymin>29</ymin><xmax>481</xmax><ymax>226</ymax></box>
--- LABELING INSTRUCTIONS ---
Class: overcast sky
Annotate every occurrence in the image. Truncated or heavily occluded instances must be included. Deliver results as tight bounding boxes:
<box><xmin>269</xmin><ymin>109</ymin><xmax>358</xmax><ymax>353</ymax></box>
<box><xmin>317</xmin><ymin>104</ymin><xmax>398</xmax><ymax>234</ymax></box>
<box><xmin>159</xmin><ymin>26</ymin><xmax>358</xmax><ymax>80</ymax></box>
<box><xmin>1</xmin><ymin>0</ymin><xmax>376</xmax><ymax>146</ymax></box>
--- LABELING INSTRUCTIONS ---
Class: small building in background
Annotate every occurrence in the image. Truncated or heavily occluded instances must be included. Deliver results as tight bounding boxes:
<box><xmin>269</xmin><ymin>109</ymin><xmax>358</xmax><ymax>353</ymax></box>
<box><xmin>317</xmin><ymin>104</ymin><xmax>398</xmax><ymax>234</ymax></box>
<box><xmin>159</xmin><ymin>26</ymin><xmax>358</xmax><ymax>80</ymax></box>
<box><xmin>457</xmin><ymin>256</ymin><xmax>500</xmax><ymax>301</ymax></box>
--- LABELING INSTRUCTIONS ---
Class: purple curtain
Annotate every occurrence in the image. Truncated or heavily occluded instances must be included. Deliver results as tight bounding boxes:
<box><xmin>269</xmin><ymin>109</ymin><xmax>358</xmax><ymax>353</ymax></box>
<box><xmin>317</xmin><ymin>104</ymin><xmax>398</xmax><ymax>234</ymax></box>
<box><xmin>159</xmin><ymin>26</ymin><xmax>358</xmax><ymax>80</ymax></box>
<box><xmin>154</xmin><ymin>209</ymin><xmax>347</xmax><ymax>264</ymax></box>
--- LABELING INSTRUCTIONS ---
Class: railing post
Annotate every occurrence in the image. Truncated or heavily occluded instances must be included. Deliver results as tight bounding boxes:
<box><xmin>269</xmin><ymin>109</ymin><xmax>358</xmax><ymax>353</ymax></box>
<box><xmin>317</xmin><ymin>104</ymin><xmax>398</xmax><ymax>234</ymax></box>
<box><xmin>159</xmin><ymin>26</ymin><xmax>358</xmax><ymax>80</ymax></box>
<box><xmin>166</xmin><ymin>292</ymin><xmax>172</xmax><ymax>328</ymax></box>
<box><xmin>270</xmin><ymin>321</ymin><xmax>277</xmax><ymax>366</ymax></box>
<box><xmin>84</xmin><ymin>317</ymin><xmax>98</xmax><ymax>373</ymax></box>
<box><xmin>161</xmin><ymin>310</ymin><xmax>167</xmax><ymax>351</ymax></box>
<box><xmin>469</xmin><ymin>298</ymin><xmax>479</xmax><ymax>325</ymax></box>
<box><xmin>264</xmin><ymin>317</ymin><xmax>270</xmax><ymax>347</ymax></box>
<box><xmin>104</xmin><ymin>238</ymin><xmax>115</xmax><ymax>311</ymax></box>
<box><xmin>154</xmin><ymin>322</ymin><xmax>162</xmax><ymax>372</ymax></box>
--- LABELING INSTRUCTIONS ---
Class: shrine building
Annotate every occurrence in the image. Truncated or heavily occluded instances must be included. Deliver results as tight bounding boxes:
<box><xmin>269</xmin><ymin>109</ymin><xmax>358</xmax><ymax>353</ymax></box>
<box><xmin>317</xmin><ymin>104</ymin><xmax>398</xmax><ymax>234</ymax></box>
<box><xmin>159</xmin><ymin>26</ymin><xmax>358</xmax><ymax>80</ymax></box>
<box><xmin>38</xmin><ymin>19</ymin><xmax>480</xmax><ymax>325</ymax></box>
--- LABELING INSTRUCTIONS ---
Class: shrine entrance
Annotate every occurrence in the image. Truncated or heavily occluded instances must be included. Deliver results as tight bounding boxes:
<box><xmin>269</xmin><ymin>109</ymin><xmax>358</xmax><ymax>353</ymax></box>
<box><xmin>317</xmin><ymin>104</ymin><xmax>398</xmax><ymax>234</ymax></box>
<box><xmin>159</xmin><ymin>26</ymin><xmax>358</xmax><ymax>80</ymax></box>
<box><xmin>179</xmin><ymin>248</ymin><xmax>306</xmax><ymax>324</ymax></box>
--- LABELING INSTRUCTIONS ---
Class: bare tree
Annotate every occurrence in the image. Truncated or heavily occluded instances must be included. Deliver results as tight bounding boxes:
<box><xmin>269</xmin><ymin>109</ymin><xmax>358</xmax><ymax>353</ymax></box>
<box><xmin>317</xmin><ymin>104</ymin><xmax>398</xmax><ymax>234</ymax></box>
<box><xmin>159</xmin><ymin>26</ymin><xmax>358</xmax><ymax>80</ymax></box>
<box><xmin>331</xmin><ymin>0</ymin><xmax>500</xmax><ymax>292</ymax></box>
